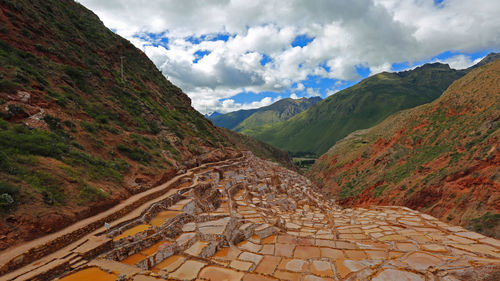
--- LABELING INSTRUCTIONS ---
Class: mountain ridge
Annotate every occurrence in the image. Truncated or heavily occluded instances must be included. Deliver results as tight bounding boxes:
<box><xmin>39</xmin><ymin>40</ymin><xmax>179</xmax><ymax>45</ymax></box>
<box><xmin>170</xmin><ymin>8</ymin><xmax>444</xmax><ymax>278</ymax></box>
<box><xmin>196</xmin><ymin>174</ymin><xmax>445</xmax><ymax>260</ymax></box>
<box><xmin>309</xmin><ymin>58</ymin><xmax>500</xmax><ymax>237</ymax></box>
<box><xmin>245</xmin><ymin>55</ymin><xmax>499</xmax><ymax>156</ymax></box>
<box><xmin>210</xmin><ymin>96</ymin><xmax>322</xmax><ymax>132</ymax></box>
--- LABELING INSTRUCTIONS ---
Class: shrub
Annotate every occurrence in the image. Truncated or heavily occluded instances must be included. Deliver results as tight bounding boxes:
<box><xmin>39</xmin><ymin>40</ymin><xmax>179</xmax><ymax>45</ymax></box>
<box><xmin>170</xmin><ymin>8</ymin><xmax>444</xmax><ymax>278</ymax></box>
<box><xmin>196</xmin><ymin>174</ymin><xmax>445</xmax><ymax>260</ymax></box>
<box><xmin>25</xmin><ymin>171</ymin><xmax>65</xmax><ymax>205</ymax></box>
<box><xmin>117</xmin><ymin>144</ymin><xmax>151</xmax><ymax>164</ymax></box>
<box><xmin>80</xmin><ymin>121</ymin><xmax>98</xmax><ymax>133</ymax></box>
<box><xmin>0</xmin><ymin>181</ymin><xmax>19</xmax><ymax>197</ymax></box>
<box><xmin>78</xmin><ymin>183</ymin><xmax>108</xmax><ymax>205</ymax></box>
<box><xmin>0</xmin><ymin>79</ymin><xmax>21</xmax><ymax>94</ymax></box>
<box><xmin>468</xmin><ymin>212</ymin><xmax>500</xmax><ymax>233</ymax></box>
<box><xmin>0</xmin><ymin>123</ymin><xmax>69</xmax><ymax>159</ymax></box>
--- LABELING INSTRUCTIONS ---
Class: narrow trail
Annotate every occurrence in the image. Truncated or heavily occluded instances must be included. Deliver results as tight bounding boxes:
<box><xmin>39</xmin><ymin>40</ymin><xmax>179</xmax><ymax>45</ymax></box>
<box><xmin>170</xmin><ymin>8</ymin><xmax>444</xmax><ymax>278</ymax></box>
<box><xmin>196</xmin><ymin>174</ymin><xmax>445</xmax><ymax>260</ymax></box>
<box><xmin>2</xmin><ymin>152</ymin><xmax>500</xmax><ymax>280</ymax></box>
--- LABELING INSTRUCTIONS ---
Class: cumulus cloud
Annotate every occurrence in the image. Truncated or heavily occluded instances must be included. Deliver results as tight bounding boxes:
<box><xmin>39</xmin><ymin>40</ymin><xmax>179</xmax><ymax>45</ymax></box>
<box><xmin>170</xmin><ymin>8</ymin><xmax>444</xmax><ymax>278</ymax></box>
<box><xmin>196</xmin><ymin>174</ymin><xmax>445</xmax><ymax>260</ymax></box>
<box><xmin>290</xmin><ymin>93</ymin><xmax>299</xmax><ymax>99</ymax></box>
<box><xmin>432</xmin><ymin>54</ymin><xmax>484</xmax><ymax>70</ymax></box>
<box><xmin>326</xmin><ymin>89</ymin><xmax>340</xmax><ymax>96</ymax></box>
<box><xmin>199</xmin><ymin>96</ymin><xmax>282</xmax><ymax>114</ymax></box>
<box><xmin>78</xmin><ymin>0</ymin><xmax>500</xmax><ymax>113</ymax></box>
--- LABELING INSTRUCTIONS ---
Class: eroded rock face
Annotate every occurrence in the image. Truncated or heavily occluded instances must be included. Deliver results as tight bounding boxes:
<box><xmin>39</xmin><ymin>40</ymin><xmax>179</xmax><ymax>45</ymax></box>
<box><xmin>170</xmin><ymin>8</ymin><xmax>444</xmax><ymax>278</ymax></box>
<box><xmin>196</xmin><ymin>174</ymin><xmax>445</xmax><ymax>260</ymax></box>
<box><xmin>6</xmin><ymin>152</ymin><xmax>500</xmax><ymax>281</ymax></box>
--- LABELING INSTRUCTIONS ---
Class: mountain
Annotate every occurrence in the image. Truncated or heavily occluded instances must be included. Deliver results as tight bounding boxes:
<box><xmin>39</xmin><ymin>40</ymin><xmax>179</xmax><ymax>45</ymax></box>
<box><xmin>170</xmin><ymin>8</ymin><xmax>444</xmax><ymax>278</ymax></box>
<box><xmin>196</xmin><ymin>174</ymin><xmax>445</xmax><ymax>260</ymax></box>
<box><xmin>309</xmin><ymin>58</ymin><xmax>500</xmax><ymax>237</ymax></box>
<box><xmin>218</xmin><ymin>127</ymin><xmax>297</xmax><ymax>171</ymax></box>
<box><xmin>468</xmin><ymin>52</ymin><xmax>500</xmax><ymax>69</ymax></box>
<box><xmin>245</xmin><ymin>59</ymin><xmax>500</xmax><ymax>156</ymax></box>
<box><xmin>210</xmin><ymin>97</ymin><xmax>322</xmax><ymax>132</ymax></box>
<box><xmin>0</xmin><ymin>0</ymin><xmax>241</xmax><ymax>250</ymax></box>
<box><xmin>204</xmin><ymin>111</ymin><xmax>221</xmax><ymax>118</ymax></box>
<box><xmin>209</xmin><ymin>108</ymin><xmax>259</xmax><ymax>129</ymax></box>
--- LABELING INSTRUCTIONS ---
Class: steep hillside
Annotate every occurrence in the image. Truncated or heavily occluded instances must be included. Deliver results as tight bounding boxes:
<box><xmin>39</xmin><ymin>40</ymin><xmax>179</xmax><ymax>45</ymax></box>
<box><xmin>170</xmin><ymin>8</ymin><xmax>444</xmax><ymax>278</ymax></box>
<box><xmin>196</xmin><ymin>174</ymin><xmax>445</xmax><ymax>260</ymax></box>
<box><xmin>0</xmin><ymin>0</ymin><xmax>239</xmax><ymax>250</ymax></box>
<box><xmin>235</xmin><ymin>97</ymin><xmax>322</xmax><ymax>133</ymax></box>
<box><xmin>210</xmin><ymin>97</ymin><xmax>321</xmax><ymax>132</ymax></box>
<box><xmin>209</xmin><ymin>108</ymin><xmax>258</xmax><ymax>129</ymax></box>
<box><xmin>218</xmin><ymin>127</ymin><xmax>297</xmax><ymax>170</ymax></box>
<box><xmin>309</xmin><ymin>59</ymin><xmax>500</xmax><ymax>237</ymax></box>
<box><xmin>248</xmin><ymin>63</ymin><xmax>474</xmax><ymax>155</ymax></box>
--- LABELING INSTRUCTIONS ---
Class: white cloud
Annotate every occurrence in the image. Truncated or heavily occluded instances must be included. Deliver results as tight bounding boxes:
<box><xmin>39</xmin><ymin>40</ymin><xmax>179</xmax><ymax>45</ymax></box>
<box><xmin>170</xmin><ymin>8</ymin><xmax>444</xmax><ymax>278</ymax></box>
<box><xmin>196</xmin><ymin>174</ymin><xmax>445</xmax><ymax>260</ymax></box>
<box><xmin>295</xmin><ymin>83</ymin><xmax>305</xmax><ymax>91</ymax></box>
<box><xmin>290</xmin><ymin>93</ymin><xmax>299</xmax><ymax>99</ymax></box>
<box><xmin>370</xmin><ymin>63</ymin><xmax>392</xmax><ymax>75</ymax></box>
<box><xmin>306</xmin><ymin>88</ymin><xmax>320</xmax><ymax>97</ymax></box>
<box><xmin>432</xmin><ymin>54</ymin><xmax>485</xmax><ymax>70</ymax></box>
<box><xmin>200</xmin><ymin>96</ymin><xmax>281</xmax><ymax>114</ymax></box>
<box><xmin>326</xmin><ymin>89</ymin><xmax>340</xmax><ymax>96</ymax></box>
<box><xmin>78</xmin><ymin>0</ymin><xmax>500</xmax><ymax>113</ymax></box>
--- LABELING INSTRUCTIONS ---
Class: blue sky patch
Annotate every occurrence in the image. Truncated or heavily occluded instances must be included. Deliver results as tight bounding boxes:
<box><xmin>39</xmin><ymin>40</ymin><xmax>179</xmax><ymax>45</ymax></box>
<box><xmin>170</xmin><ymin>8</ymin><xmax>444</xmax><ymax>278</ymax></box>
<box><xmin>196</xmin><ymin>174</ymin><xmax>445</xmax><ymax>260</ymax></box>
<box><xmin>355</xmin><ymin>65</ymin><xmax>371</xmax><ymax>78</ymax></box>
<box><xmin>186</xmin><ymin>33</ymin><xmax>232</xmax><ymax>44</ymax></box>
<box><xmin>291</xmin><ymin>34</ymin><xmax>314</xmax><ymax>48</ymax></box>
<box><xmin>260</xmin><ymin>54</ymin><xmax>272</xmax><ymax>66</ymax></box>
<box><xmin>193</xmin><ymin>50</ymin><xmax>210</xmax><ymax>63</ymax></box>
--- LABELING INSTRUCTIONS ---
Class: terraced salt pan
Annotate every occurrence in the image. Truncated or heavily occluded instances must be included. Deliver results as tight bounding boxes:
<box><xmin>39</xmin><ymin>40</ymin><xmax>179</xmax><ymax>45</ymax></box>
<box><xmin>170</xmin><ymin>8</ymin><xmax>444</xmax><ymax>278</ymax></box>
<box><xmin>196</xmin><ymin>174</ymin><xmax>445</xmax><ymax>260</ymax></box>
<box><xmin>112</xmin><ymin>224</ymin><xmax>151</xmax><ymax>241</ymax></box>
<box><xmin>14</xmin><ymin>152</ymin><xmax>500</xmax><ymax>281</ymax></box>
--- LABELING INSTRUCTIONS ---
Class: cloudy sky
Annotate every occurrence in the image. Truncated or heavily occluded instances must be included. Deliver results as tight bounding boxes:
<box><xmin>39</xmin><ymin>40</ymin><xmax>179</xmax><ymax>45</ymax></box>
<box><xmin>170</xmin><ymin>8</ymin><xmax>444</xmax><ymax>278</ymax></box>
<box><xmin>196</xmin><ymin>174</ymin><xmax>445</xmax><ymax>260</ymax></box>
<box><xmin>78</xmin><ymin>0</ymin><xmax>500</xmax><ymax>114</ymax></box>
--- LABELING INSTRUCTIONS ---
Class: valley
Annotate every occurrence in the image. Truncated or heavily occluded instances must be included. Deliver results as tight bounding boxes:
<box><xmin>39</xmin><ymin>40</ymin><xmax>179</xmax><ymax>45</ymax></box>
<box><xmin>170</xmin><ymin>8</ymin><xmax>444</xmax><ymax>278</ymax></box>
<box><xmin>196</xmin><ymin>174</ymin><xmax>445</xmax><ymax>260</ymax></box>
<box><xmin>0</xmin><ymin>0</ymin><xmax>499</xmax><ymax>280</ymax></box>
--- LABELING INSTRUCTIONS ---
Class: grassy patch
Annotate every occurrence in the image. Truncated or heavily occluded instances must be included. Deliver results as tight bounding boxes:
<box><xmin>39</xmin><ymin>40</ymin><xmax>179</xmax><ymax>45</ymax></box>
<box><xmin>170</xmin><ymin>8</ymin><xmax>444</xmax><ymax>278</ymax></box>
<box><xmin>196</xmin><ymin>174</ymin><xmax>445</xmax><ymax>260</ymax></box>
<box><xmin>117</xmin><ymin>143</ymin><xmax>151</xmax><ymax>164</ymax></box>
<box><xmin>467</xmin><ymin>212</ymin><xmax>500</xmax><ymax>234</ymax></box>
<box><xmin>77</xmin><ymin>182</ymin><xmax>108</xmax><ymax>205</ymax></box>
<box><xmin>372</xmin><ymin>185</ymin><xmax>387</xmax><ymax>198</ymax></box>
<box><xmin>0</xmin><ymin>181</ymin><xmax>19</xmax><ymax>211</ymax></box>
<box><xmin>25</xmin><ymin>171</ymin><xmax>65</xmax><ymax>205</ymax></box>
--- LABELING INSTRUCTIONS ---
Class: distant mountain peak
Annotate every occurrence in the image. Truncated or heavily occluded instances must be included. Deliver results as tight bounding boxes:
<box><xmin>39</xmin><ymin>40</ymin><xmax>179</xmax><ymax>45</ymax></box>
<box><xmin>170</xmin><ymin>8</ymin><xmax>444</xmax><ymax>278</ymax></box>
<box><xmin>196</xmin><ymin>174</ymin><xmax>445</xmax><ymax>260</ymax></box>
<box><xmin>211</xmin><ymin>96</ymin><xmax>322</xmax><ymax>131</ymax></box>
<box><xmin>205</xmin><ymin>111</ymin><xmax>221</xmax><ymax>118</ymax></box>
<box><xmin>467</xmin><ymin>52</ymin><xmax>500</xmax><ymax>70</ymax></box>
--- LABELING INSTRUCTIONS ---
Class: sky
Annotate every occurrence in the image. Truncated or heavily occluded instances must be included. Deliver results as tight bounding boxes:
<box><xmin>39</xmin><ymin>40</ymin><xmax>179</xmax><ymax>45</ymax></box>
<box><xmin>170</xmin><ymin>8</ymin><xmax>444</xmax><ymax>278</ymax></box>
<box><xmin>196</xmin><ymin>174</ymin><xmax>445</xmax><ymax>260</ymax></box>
<box><xmin>78</xmin><ymin>0</ymin><xmax>500</xmax><ymax>114</ymax></box>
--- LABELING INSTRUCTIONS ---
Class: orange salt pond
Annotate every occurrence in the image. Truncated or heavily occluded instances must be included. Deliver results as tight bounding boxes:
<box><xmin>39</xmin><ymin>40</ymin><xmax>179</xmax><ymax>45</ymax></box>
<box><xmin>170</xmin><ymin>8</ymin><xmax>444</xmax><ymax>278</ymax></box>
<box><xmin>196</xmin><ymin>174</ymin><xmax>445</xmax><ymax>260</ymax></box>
<box><xmin>121</xmin><ymin>253</ymin><xmax>146</xmax><ymax>265</ymax></box>
<box><xmin>141</xmin><ymin>240</ymin><xmax>168</xmax><ymax>255</ymax></box>
<box><xmin>153</xmin><ymin>255</ymin><xmax>185</xmax><ymax>273</ymax></box>
<box><xmin>150</xmin><ymin>210</ymin><xmax>181</xmax><ymax>226</ymax></box>
<box><xmin>59</xmin><ymin>267</ymin><xmax>116</xmax><ymax>281</ymax></box>
<box><xmin>113</xmin><ymin>224</ymin><xmax>151</xmax><ymax>241</ymax></box>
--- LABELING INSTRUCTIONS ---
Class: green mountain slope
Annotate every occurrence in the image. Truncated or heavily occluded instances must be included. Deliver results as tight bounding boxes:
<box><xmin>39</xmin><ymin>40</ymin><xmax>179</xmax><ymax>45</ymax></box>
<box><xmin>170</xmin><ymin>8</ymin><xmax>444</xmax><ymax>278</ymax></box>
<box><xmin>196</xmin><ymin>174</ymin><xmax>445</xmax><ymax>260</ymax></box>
<box><xmin>0</xmin><ymin>0</ymin><xmax>239</xmax><ymax>249</ymax></box>
<box><xmin>210</xmin><ymin>97</ymin><xmax>321</xmax><ymax>132</ymax></box>
<box><xmin>309</xmin><ymin>58</ymin><xmax>500</xmax><ymax>237</ymax></box>
<box><xmin>218</xmin><ymin>127</ymin><xmax>296</xmax><ymax>170</ymax></box>
<box><xmin>236</xmin><ymin>97</ymin><xmax>322</xmax><ymax>133</ymax></box>
<box><xmin>210</xmin><ymin>108</ymin><xmax>258</xmax><ymax>129</ymax></box>
<box><xmin>247</xmin><ymin>63</ymin><xmax>474</xmax><ymax>155</ymax></box>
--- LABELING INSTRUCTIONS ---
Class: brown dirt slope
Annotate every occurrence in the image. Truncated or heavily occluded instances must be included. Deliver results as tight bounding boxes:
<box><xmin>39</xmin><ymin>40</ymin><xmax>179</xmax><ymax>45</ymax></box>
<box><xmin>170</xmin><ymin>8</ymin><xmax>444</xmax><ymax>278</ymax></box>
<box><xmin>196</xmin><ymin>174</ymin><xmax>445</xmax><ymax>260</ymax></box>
<box><xmin>0</xmin><ymin>0</ymin><xmax>239</xmax><ymax>250</ymax></box>
<box><xmin>309</xmin><ymin>58</ymin><xmax>500</xmax><ymax>238</ymax></box>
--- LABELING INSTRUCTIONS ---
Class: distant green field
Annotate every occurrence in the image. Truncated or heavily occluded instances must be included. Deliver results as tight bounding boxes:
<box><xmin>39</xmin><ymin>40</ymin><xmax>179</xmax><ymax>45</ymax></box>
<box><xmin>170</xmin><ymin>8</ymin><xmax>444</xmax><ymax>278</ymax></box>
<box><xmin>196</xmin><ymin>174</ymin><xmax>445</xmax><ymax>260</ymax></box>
<box><xmin>293</xmin><ymin>157</ymin><xmax>316</xmax><ymax>172</ymax></box>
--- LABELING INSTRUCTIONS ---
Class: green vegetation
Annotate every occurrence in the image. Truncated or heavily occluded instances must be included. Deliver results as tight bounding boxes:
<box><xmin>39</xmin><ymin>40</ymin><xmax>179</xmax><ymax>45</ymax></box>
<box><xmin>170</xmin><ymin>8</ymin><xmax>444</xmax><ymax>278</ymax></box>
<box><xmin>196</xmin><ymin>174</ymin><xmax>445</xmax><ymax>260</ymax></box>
<box><xmin>0</xmin><ymin>0</ymin><xmax>232</xmax><ymax>215</ymax></box>
<box><xmin>309</xmin><ymin>56</ymin><xmax>500</xmax><ymax>236</ymax></box>
<box><xmin>210</xmin><ymin>109</ymin><xmax>258</xmax><ymax>129</ymax></box>
<box><xmin>0</xmin><ymin>118</ymin><xmax>127</xmax><ymax>204</ymax></box>
<box><xmin>247</xmin><ymin>63</ymin><xmax>466</xmax><ymax>155</ymax></box>
<box><xmin>219</xmin><ymin>127</ymin><xmax>296</xmax><ymax>170</ymax></box>
<box><xmin>372</xmin><ymin>185</ymin><xmax>387</xmax><ymax>198</ymax></box>
<box><xmin>211</xmin><ymin>97</ymin><xmax>321</xmax><ymax>133</ymax></box>
<box><xmin>293</xmin><ymin>158</ymin><xmax>316</xmax><ymax>172</ymax></box>
<box><xmin>77</xmin><ymin>183</ymin><xmax>108</xmax><ymax>205</ymax></box>
<box><xmin>116</xmin><ymin>144</ymin><xmax>152</xmax><ymax>164</ymax></box>
<box><xmin>0</xmin><ymin>181</ymin><xmax>19</xmax><ymax>211</ymax></box>
<box><xmin>467</xmin><ymin>212</ymin><xmax>500</xmax><ymax>234</ymax></box>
